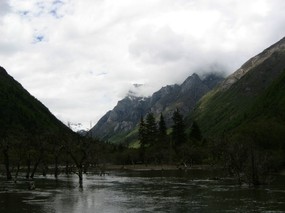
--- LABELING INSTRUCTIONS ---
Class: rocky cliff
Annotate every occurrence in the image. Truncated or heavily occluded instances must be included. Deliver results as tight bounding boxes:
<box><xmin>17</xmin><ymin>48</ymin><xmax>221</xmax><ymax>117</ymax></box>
<box><xmin>89</xmin><ymin>72</ymin><xmax>224</xmax><ymax>142</ymax></box>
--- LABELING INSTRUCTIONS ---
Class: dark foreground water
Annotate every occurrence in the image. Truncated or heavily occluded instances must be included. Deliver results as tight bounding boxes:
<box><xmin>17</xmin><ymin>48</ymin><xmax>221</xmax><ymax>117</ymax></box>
<box><xmin>0</xmin><ymin>169</ymin><xmax>285</xmax><ymax>213</ymax></box>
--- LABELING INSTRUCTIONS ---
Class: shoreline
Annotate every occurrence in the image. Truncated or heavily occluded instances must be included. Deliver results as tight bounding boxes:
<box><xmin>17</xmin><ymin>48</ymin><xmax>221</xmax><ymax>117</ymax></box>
<box><xmin>103</xmin><ymin>164</ymin><xmax>219</xmax><ymax>171</ymax></box>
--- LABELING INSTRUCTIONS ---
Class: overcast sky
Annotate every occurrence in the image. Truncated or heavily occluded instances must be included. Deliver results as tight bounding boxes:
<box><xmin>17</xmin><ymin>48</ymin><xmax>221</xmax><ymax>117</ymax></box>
<box><xmin>1</xmin><ymin>0</ymin><xmax>285</xmax><ymax>130</ymax></box>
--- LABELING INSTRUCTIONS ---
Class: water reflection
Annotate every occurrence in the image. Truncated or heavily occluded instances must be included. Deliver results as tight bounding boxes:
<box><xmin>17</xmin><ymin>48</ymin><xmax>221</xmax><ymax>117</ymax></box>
<box><xmin>1</xmin><ymin>170</ymin><xmax>285</xmax><ymax>213</ymax></box>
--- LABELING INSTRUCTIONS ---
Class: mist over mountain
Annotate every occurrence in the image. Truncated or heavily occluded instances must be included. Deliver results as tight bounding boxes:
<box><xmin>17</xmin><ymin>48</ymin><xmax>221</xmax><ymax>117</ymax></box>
<box><xmin>89</xmin><ymin>72</ymin><xmax>224</xmax><ymax>142</ymax></box>
<box><xmin>1</xmin><ymin>36</ymin><xmax>285</xmax><ymax>190</ymax></box>
<box><xmin>192</xmin><ymin>36</ymin><xmax>285</xmax><ymax>137</ymax></box>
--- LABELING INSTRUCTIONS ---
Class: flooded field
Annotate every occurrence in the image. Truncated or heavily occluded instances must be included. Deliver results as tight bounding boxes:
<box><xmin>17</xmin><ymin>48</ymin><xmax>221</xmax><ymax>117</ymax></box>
<box><xmin>0</xmin><ymin>169</ymin><xmax>285</xmax><ymax>212</ymax></box>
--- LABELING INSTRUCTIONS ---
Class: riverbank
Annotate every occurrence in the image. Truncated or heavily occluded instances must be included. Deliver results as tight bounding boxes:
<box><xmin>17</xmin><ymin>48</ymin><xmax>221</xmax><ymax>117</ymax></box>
<box><xmin>103</xmin><ymin>164</ymin><xmax>218</xmax><ymax>171</ymax></box>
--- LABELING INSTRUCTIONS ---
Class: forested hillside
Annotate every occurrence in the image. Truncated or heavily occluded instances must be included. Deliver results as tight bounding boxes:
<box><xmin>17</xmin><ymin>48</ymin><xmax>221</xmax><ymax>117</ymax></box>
<box><xmin>0</xmin><ymin>66</ymin><xmax>70</xmax><ymax>136</ymax></box>
<box><xmin>192</xmin><ymin>37</ymin><xmax>285</xmax><ymax>137</ymax></box>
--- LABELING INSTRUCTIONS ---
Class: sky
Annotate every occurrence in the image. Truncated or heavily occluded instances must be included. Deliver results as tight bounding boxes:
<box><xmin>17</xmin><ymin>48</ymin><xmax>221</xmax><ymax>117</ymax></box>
<box><xmin>0</xmin><ymin>0</ymin><xmax>285</xmax><ymax>130</ymax></box>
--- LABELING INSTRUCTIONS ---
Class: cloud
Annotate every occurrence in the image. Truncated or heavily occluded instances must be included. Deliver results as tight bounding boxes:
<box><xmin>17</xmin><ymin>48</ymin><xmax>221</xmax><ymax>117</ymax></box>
<box><xmin>129</xmin><ymin>26</ymin><xmax>186</xmax><ymax>64</ymax></box>
<box><xmin>0</xmin><ymin>0</ymin><xmax>10</xmax><ymax>17</ymax></box>
<box><xmin>0</xmin><ymin>0</ymin><xmax>285</xmax><ymax>129</ymax></box>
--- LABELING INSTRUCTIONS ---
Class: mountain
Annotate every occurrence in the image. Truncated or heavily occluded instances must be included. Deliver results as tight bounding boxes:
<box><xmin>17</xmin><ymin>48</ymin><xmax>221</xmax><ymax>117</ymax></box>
<box><xmin>89</xmin><ymin>72</ymin><xmax>224</xmax><ymax>143</ymax></box>
<box><xmin>192</xmin><ymin>37</ymin><xmax>285</xmax><ymax>138</ymax></box>
<box><xmin>89</xmin><ymin>96</ymin><xmax>150</xmax><ymax>141</ymax></box>
<box><xmin>0</xmin><ymin>66</ymin><xmax>72</xmax><ymax>138</ymax></box>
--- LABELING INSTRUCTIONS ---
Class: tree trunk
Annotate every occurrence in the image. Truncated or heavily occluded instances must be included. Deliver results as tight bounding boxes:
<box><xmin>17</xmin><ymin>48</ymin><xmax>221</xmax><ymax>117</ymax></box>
<box><xmin>3</xmin><ymin>149</ymin><xmax>12</xmax><ymax>180</ymax></box>
<box><xmin>65</xmin><ymin>161</ymin><xmax>70</xmax><ymax>175</ymax></box>
<box><xmin>26</xmin><ymin>157</ymin><xmax>31</xmax><ymax>179</ymax></box>
<box><xmin>54</xmin><ymin>156</ymin><xmax>59</xmax><ymax>179</ymax></box>
<box><xmin>78</xmin><ymin>166</ymin><xmax>83</xmax><ymax>188</ymax></box>
<box><xmin>68</xmin><ymin>150</ymin><xmax>86</xmax><ymax>188</ymax></box>
<box><xmin>83</xmin><ymin>163</ymin><xmax>89</xmax><ymax>174</ymax></box>
<box><xmin>250</xmin><ymin>147</ymin><xmax>259</xmax><ymax>186</ymax></box>
<box><xmin>42</xmin><ymin>162</ymin><xmax>47</xmax><ymax>177</ymax></box>
<box><xmin>30</xmin><ymin>157</ymin><xmax>41</xmax><ymax>179</ymax></box>
<box><xmin>14</xmin><ymin>161</ymin><xmax>21</xmax><ymax>183</ymax></box>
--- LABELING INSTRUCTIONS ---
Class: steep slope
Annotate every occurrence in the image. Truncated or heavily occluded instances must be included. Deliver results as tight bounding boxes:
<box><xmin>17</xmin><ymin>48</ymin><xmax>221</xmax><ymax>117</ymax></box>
<box><xmin>0</xmin><ymin>66</ymin><xmax>72</xmax><ymax>137</ymax></box>
<box><xmin>220</xmin><ymin>37</ymin><xmax>285</xmax><ymax>90</ymax></box>
<box><xmin>89</xmin><ymin>96</ymin><xmax>151</xmax><ymax>141</ymax></box>
<box><xmin>90</xmin><ymin>73</ymin><xmax>224</xmax><ymax>142</ymax></box>
<box><xmin>192</xmin><ymin>37</ymin><xmax>285</xmax><ymax>137</ymax></box>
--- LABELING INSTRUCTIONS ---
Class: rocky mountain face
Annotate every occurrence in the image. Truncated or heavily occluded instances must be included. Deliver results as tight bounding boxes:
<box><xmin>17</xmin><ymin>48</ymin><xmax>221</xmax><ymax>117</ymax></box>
<box><xmin>89</xmin><ymin>96</ymin><xmax>150</xmax><ymax>140</ymax></box>
<box><xmin>192</xmin><ymin>36</ymin><xmax>285</xmax><ymax>137</ymax></box>
<box><xmin>89</xmin><ymin>72</ymin><xmax>224</xmax><ymax>142</ymax></box>
<box><xmin>220</xmin><ymin>37</ymin><xmax>285</xmax><ymax>91</ymax></box>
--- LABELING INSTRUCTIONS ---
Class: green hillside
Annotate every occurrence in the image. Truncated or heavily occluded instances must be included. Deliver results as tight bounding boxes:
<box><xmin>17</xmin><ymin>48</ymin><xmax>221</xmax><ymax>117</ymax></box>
<box><xmin>187</xmin><ymin>39</ymin><xmax>285</xmax><ymax>185</ymax></box>
<box><xmin>232</xmin><ymin>68</ymin><xmax>285</xmax><ymax>142</ymax></box>
<box><xmin>0</xmin><ymin>66</ymin><xmax>126</xmax><ymax>183</ymax></box>
<box><xmin>192</xmin><ymin>50</ymin><xmax>285</xmax><ymax>137</ymax></box>
<box><xmin>0</xmin><ymin>66</ymin><xmax>71</xmax><ymax>136</ymax></box>
<box><xmin>0</xmin><ymin>66</ymin><xmax>78</xmax><ymax>180</ymax></box>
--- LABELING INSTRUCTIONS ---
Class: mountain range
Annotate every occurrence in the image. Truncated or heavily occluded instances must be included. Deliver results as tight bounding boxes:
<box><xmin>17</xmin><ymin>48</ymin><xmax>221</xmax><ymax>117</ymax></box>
<box><xmin>89</xmin><ymin>36</ymin><xmax>285</xmax><ymax>145</ymax></box>
<box><xmin>89</xmin><ymin>72</ymin><xmax>224</xmax><ymax>143</ymax></box>
<box><xmin>1</xmin><ymin>36</ymin><xmax>285</xmax><ymax>149</ymax></box>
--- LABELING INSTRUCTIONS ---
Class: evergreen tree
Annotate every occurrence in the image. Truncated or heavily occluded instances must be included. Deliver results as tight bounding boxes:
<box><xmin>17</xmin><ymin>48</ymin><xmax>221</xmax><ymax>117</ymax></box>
<box><xmin>138</xmin><ymin>116</ymin><xmax>147</xmax><ymax>162</ymax></box>
<box><xmin>189</xmin><ymin>121</ymin><xmax>202</xmax><ymax>142</ymax></box>
<box><xmin>172</xmin><ymin>109</ymin><xmax>186</xmax><ymax>148</ymax></box>
<box><xmin>158</xmin><ymin>113</ymin><xmax>167</xmax><ymax>137</ymax></box>
<box><xmin>139</xmin><ymin>116</ymin><xmax>147</xmax><ymax>146</ymax></box>
<box><xmin>145</xmin><ymin>112</ymin><xmax>158</xmax><ymax>146</ymax></box>
<box><xmin>157</xmin><ymin>113</ymin><xmax>169</xmax><ymax>162</ymax></box>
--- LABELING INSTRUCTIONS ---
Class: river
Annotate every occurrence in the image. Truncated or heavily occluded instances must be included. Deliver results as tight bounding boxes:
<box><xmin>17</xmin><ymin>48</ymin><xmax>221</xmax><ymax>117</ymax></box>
<box><xmin>0</xmin><ymin>168</ymin><xmax>285</xmax><ymax>212</ymax></box>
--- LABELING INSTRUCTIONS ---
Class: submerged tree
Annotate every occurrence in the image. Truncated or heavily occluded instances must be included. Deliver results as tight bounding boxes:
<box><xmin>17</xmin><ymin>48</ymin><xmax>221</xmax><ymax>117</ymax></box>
<box><xmin>0</xmin><ymin>137</ymin><xmax>12</xmax><ymax>180</ymax></box>
<box><xmin>65</xmin><ymin>135</ymin><xmax>89</xmax><ymax>187</ymax></box>
<box><xmin>0</xmin><ymin>130</ymin><xmax>27</xmax><ymax>181</ymax></box>
<box><xmin>49</xmin><ymin>133</ymin><xmax>64</xmax><ymax>179</ymax></box>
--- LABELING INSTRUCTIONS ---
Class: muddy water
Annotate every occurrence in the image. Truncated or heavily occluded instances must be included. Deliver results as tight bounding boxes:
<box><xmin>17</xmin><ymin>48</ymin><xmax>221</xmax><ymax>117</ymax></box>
<box><xmin>0</xmin><ymin>169</ymin><xmax>285</xmax><ymax>212</ymax></box>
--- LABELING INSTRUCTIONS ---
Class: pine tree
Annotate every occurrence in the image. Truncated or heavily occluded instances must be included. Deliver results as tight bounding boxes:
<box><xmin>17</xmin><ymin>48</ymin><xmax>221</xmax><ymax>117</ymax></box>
<box><xmin>145</xmin><ymin>112</ymin><xmax>157</xmax><ymax>146</ymax></box>
<box><xmin>158</xmin><ymin>113</ymin><xmax>167</xmax><ymax>137</ymax></box>
<box><xmin>158</xmin><ymin>113</ymin><xmax>169</xmax><ymax>155</ymax></box>
<box><xmin>189</xmin><ymin>121</ymin><xmax>202</xmax><ymax>142</ymax></box>
<box><xmin>139</xmin><ymin>116</ymin><xmax>147</xmax><ymax>146</ymax></box>
<box><xmin>138</xmin><ymin>116</ymin><xmax>147</xmax><ymax>162</ymax></box>
<box><xmin>172</xmin><ymin>109</ymin><xmax>186</xmax><ymax>148</ymax></box>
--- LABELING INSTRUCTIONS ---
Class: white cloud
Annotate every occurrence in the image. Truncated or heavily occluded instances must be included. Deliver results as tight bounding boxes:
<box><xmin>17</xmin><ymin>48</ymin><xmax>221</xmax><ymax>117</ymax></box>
<box><xmin>0</xmin><ymin>0</ymin><xmax>285</xmax><ymax>129</ymax></box>
<box><xmin>0</xmin><ymin>0</ymin><xmax>10</xmax><ymax>17</ymax></box>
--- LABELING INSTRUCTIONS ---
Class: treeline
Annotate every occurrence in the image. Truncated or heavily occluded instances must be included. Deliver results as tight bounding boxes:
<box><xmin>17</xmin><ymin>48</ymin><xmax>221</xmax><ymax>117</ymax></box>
<box><xmin>137</xmin><ymin>109</ymin><xmax>206</xmax><ymax>165</ymax></box>
<box><xmin>1</xmin><ymin>112</ymin><xmax>284</xmax><ymax>187</ymax></box>
<box><xmin>0</xmin><ymin>129</ymin><xmax>128</xmax><ymax>186</ymax></box>
<box><xmin>133</xmin><ymin>110</ymin><xmax>285</xmax><ymax>186</ymax></box>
